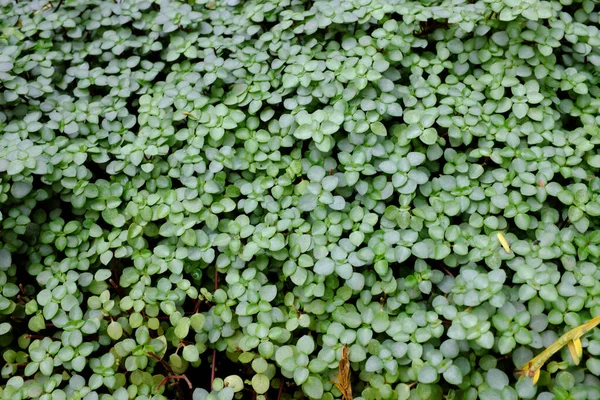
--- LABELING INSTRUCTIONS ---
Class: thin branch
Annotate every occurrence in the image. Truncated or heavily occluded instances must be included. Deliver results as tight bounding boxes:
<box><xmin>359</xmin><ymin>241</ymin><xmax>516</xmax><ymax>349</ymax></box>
<box><xmin>277</xmin><ymin>378</ymin><xmax>284</xmax><ymax>400</ymax></box>
<box><xmin>211</xmin><ymin>267</ymin><xmax>219</xmax><ymax>390</ymax></box>
<box><xmin>147</xmin><ymin>352</ymin><xmax>174</xmax><ymax>375</ymax></box>
<box><xmin>211</xmin><ymin>349</ymin><xmax>217</xmax><ymax>390</ymax></box>
<box><xmin>156</xmin><ymin>374</ymin><xmax>193</xmax><ymax>390</ymax></box>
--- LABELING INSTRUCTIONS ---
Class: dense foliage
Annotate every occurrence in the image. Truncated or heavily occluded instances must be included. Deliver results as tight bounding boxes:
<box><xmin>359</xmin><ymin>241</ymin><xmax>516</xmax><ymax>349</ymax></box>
<box><xmin>1</xmin><ymin>0</ymin><xmax>600</xmax><ymax>399</ymax></box>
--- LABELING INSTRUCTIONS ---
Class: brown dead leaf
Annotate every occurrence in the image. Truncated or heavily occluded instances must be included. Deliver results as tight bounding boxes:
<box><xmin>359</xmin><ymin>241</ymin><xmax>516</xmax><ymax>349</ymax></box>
<box><xmin>332</xmin><ymin>344</ymin><xmax>352</xmax><ymax>400</ymax></box>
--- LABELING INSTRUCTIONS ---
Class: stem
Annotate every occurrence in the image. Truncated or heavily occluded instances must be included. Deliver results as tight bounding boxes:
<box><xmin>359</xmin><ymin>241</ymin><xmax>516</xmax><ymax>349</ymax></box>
<box><xmin>147</xmin><ymin>352</ymin><xmax>174</xmax><ymax>375</ymax></box>
<box><xmin>26</xmin><ymin>334</ymin><xmax>46</xmax><ymax>339</ymax></box>
<box><xmin>211</xmin><ymin>349</ymin><xmax>217</xmax><ymax>391</ymax></box>
<box><xmin>211</xmin><ymin>267</ymin><xmax>219</xmax><ymax>391</ymax></box>
<box><xmin>156</xmin><ymin>374</ymin><xmax>193</xmax><ymax>390</ymax></box>
<box><xmin>439</xmin><ymin>265</ymin><xmax>454</xmax><ymax>278</ymax></box>
<box><xmin>277</xmin><ymin>379</ymin><xmax>284</xmax><ymax>400</ymax></box>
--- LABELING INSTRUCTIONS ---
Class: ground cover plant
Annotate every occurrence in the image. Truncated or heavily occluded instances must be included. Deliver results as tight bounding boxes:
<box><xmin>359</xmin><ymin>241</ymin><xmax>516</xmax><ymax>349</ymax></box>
<box><xmin>1</xmin><ymin>0</ymin><xmax>600</xmax><ymax>399</ymax></box>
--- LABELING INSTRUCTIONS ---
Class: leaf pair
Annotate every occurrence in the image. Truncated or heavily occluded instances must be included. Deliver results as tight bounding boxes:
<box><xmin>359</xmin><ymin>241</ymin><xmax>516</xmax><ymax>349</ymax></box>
<box><xmin>516</xmin><ymin>315</ymin><xmax>600</xmax><ymax>384</ymax></box>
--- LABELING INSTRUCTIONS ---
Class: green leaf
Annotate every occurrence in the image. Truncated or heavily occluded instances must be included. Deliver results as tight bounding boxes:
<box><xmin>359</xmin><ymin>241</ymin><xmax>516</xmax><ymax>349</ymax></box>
<box><xmin>557</xmin><ymin>190</ymin><xmax>574</xmax><ymax>205</ymax></box>
<box><xmin>514</xmin><ymin>214</ymin><xmax>530</xmax><ymax>230</ymax></box>
<box><xmin>443</xmin><ymin>365</ymin><xmax>463</xmax><ymax>385</ymax></box>
<box><xmin>371</xmin><ymin>121</ymin><xmax>387</xmax><ymax>136</ymax></box>
<box><xmin>224</xmin><ymin>375</ymin><xmax>244</xmax><ymax>392</ymax></box>
<box><xmin>294</xmin><ymin>124</ymin><xmax>313</xmax><ymax>140</ymax></box>
<box><xmin>297</xmin><ymin>335</ymin><xmax>315</xmax><ymax>354</ymax></box>
<box><xmin>302</xmin><ymin>376</ymin><xmax>323</xmax><ymax>399</ymax></box>
<box><xmin>275</xmin><ymin>346</ymin><xmax>294</xmax><ymax>365</ymax></box>
<box><xmin>7</xmin><ymin>160</ymin><xmax>24</xmax><ymax>175</ymax></box>
<box><xmin>294</xmin><ymin>367</ymin><xmax>309</xmax><ymax>385</ymax></box>
<box><xmin>412</xmin><ymin>241</ymin><xmax>432</xmax><ymax>258</ymax></box>
<box><xmin>251</xmin><ymin>373</ymin><xmax>270</xmax><ymax>394</ymax></box>
<box><xmin>174</xmin><ymin>319</ymin><xmax>190</xmax><ymax>339</ymax></box>
<box><xmin>486</xmin><ymin>368</ymin><xmax>509</xmax><ymax>390</ymax></box>
<box><xmin>107</xmin><ymin>321</ymin><xmax>123</xmax><ymax>340</ymax></box>
<box><xmin>43</xmin><ymin>302</ymin><xmax>59</xmax><ymax>320</ymax></box>
<box><xmin>40</xmin><ymin>357</ymin><xmax>54</xmax><ymax>376</ymax></box>
<box><xmin>183</xmin><ymin>345</ymin><xmax>200</xmax><ymax>362</ymax></box>
<box><xmin>252</xmin><ymin>358</ymin><xmax>268</xmax><ymax>374</ymax></box>
<box><xmin>418</xmin><ymin>364</ymin><xmax>438</xmax><ymax>384</ymax></box>
<box><xmin>11</xmin><ymin>181</ymin><xmax>33</xmax><ymax>199</ymax></box>
<box><xmin>372</xmin><ymin>311</ymin><xmax>390</xmax><ymax>333</ymax></box>
<box><xmin>314</xmin><ymin>258</ymin><xmax>334</xmax><ymax>275</ymax></box>
<box><xmin>0</xmin><ymin>249</ymin><xmax>11</xmax><ymax>270</ymax></box>
<box><xmin>366</xmin><ymin>356</ymin><xmax>383</xmax><ymax>372</ymax></box>
<box><xmin>190</xmin><ymin>314</ymin><xmax>205</xmax><ymax>331</ymax></box>
<box><xmin>298</xmin><ymin>194</ymin><xmax>318</xmax><ymax>212</ymax></box>
<box><xmin>0</xmin><ymin>322</ymin><xmax>11</xmax><ymax>335</ymax></box>
<box><xmin>259</xmin><ymin>285</ymin><xmax>277</xmax><ymax>302</ymax></box>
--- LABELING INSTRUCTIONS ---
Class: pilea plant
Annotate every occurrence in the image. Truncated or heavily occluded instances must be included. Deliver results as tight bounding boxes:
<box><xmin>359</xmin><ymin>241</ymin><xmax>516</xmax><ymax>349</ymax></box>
<box><xmin>2</xmin><ymin>0</ymin><xmax>600</xmax><ymax>400</ymax></box>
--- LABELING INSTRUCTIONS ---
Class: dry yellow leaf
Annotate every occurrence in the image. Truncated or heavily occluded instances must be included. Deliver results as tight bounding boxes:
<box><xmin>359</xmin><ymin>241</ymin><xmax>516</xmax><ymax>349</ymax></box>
<box><xmin>516</xmin><ymin>315</ymin><xmax>600</xmax><ymax>384</ymax></box>
<box><xmin>567</xmin><ymin>337</ymin><xmax>582</xmax><ymax>365</ymax></box>
<box><xmin>182</xmin><ymin>111</ymin><xmax>198</xmax><ymax>120</ymax></box>
<box><xmin>497</xmin><ymin>232</ymin><xmax>511</xmax><ymax>253</ymax></box>
<box><xmin>33</xmin><ymin>3</ymin><xmax>52</xmax><ymax>15</ymax></box>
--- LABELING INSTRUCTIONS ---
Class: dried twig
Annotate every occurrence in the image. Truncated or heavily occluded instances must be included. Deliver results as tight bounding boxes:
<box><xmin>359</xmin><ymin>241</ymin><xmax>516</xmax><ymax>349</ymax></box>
<box><xmin>332</xmin><ymin>345</ymin><xmax>352</xmax><ymax>400</ymax></box>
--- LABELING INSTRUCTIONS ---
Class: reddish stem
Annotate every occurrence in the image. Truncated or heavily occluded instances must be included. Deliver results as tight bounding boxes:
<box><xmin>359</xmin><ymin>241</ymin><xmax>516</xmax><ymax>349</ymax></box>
<box><xmin>147</xmin><ymin>352</ymin><xmax>174</xmax><ymax>375</ymax></box>
<box><xmin>277</xmin><ymin>379</ymin><xmax>284</xmax><ymax>400</ymax></box>
<box><xmin>211</xmin><ymin>349</ymin><xmax>217</xmax><ymax>391</ymax></box>
<box><xmin>26</xmin><ymin>334</ymin><xmax>45</xmax><ymax>339</ymax></box>
<box><xmin>440</xmin><ymin>265</ymin><xmax>454</xmax><ymax>278</ymax></box>
<box><xmin>211</xmin><ymin>267</ymin><xmax>219</xmax><ymax>391</ymax></box>
<box><xmin>156</xmin><ymin>374</ymin><xmax>192</xmax><ymax>390</ymax></box>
